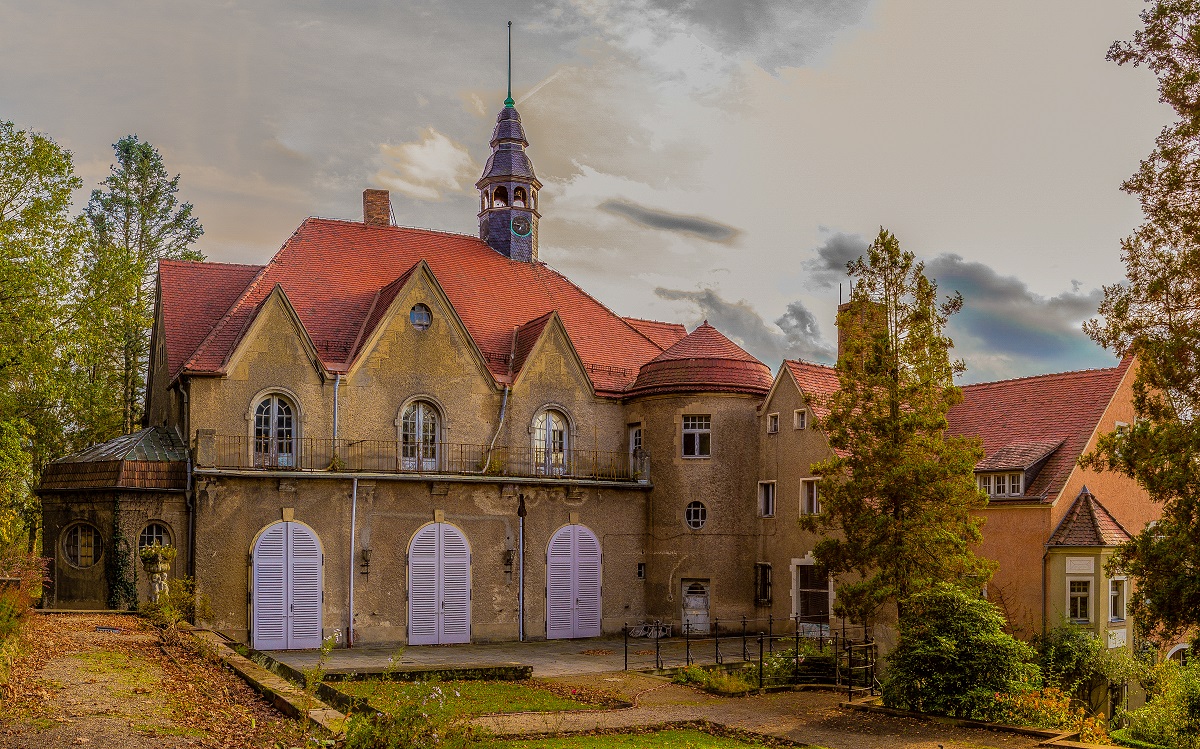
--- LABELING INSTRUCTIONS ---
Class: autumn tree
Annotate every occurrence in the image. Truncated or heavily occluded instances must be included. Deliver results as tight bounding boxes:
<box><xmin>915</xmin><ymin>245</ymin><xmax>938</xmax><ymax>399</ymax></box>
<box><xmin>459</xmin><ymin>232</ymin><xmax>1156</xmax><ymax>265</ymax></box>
<box><xmin>1082</xmin><ymin>0</ymin><xmax>1200</xmax><ymax>648</ymax></box>
<box><xmin>84</xmin><ymin>135</ymin><xmax>203</xmax><ymax>435</ymax></box>
<box><xmin>0</xmin><ymin>121</ymin><xmax>87</xmax><ymax>547</ymax></box>
<box><xmin>801</xmin><ymin>228</ymin><xmax>993</xmax><ymax>626</ymax></box>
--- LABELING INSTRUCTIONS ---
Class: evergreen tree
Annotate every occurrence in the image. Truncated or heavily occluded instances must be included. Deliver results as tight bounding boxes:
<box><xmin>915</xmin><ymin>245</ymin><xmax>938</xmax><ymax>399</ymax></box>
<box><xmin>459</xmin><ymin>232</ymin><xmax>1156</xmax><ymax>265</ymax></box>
<box><xmin>84</xmin><ymin>135</ymin><xmax>203</xmax><ymax>435</ymax></box>
<box><xmin>801</xmin><ymin>228</ymin><xmax>993</xmax><ymax>626</ymax></box>
<box><xmin>1083</xmin><ymin>0</ymin><xmax>1200</xmax><ymax>649</ymax></box>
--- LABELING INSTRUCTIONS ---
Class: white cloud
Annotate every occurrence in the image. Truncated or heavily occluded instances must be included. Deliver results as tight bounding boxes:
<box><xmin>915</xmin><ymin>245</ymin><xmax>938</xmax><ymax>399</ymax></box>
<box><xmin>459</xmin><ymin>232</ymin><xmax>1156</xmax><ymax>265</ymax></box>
<box><xmin>375</xmin><ymin>128</ymin><xmax>479</xmax><ymax>201</ymax></box>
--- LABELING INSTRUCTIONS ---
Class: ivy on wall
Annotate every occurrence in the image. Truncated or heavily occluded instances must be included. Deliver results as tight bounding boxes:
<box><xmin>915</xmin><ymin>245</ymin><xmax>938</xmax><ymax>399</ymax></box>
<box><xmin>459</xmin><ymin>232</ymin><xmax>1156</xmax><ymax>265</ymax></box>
<box><xmin>105</xmin><ymin>497</ymin><xmax>137</xmax><ymax>610</ymax></box>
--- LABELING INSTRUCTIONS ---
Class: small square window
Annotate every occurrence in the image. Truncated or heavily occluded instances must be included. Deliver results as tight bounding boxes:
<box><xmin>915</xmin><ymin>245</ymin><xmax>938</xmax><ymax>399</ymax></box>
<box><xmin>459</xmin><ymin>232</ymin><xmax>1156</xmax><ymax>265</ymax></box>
<box><xmin>759</xmin><ymin>482</ymin><xmax>776</xmax><ymax>517</ymax></box>
<box><xmin>637</xmin><ymin>562</ymin><xmax>646</xmax><ymax>580</ymax></box>
<box><xmin>682</xmin><ymin>415</ymin><xmax>711</xmax><ymax>458</ymax></box>
<box><xmin>801</xmin><ymin>480</ymin><xmax>821</xmax><ymax>515</ymax></box>
<box><xmin>794</xmin><ymin>410</ymin><xmax>807</xmax><ymax>430</ymax></box>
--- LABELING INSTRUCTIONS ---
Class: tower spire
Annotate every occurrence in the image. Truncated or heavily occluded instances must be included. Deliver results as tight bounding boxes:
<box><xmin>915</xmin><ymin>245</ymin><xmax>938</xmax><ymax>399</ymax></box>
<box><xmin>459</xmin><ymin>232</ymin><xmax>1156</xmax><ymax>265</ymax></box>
<box><xmin>505</xmin><ymin>21</ymin><xmax>514</xmax><ymax>108</ymax></box>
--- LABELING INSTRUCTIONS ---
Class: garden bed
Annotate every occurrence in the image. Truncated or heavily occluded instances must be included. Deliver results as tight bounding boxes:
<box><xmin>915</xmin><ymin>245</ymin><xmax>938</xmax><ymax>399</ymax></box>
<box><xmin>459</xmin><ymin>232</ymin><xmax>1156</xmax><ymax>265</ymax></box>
<box><xmin>331</xmin><ymin>677</ymin><xmax>625</xmax><ymax>719</ymax></box>
<box><xmin>476</xmin><ymin>720</ymin><xmax>811</xmax><ymax>748</ymax></box>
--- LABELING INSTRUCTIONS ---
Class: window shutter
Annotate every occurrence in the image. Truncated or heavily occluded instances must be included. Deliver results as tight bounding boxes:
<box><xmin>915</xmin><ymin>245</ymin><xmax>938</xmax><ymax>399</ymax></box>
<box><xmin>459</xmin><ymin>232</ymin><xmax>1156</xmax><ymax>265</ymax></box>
<box><xmin>573</xmin><ymin>526</ymin><xmax>603</xmax><ymax>638</ymax></box>
<box><xmin>407</xmin><ymin>524</ymin><xmax>440</xmax><ymax>645</ymax></box>
<box><xmin>287</xmin><ymin>523</ymin><xmax>323</xmax><ymax>649</ymax></box>
<box><xmin>251</xmin><ymin>524</ymin><xmax>288</xmax><ymax>651</ymax></box>
<box><xmin>546</xmin><ymin>527</ymin><xmax>574</xmax><ymax>639</ymax></box>
<box><xmin>439</xmin><ymin>524</ymin><xmax>471</xmax><ymax>644</ymax></box>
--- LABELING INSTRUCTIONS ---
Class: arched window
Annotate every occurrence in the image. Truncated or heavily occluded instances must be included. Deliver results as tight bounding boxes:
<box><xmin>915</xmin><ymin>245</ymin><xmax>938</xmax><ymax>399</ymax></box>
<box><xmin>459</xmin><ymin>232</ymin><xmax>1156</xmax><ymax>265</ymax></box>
<box><xmin>493</xmin><ymin>186</ymin><xmax>508</xmax><ymax>207</ymax></box>
<box><xmin>513</xmin><ymin>187</ymin><xmax>527</xmax><ymax>208</ymax></box>
<box><xmin>139</xmin><ymin>522</ymin><xmax>171</xmax><ymax>550</ymax></box>
<box><xmin>254</xmin><ymin>394</ymin><xmax>295</xmax><ymax>468</ymax></box>
<box><xmin>63</xmin><ymin>523</ymin><xmax>102</xmax><ymax>568</ymax></box>
<box><xmin>401</xmin><ymin>400</ymin><xmax>440</xmax><ymax>471</ymax></box>
<box><xmin>531</xmin><ymin>190</ymin><xmax>537</xmax><ymax>210</ymax></box>
<box><xmin>532</xmin><ymin>409</ymin><xmax>568</xmax><ymax>476</ymax></box>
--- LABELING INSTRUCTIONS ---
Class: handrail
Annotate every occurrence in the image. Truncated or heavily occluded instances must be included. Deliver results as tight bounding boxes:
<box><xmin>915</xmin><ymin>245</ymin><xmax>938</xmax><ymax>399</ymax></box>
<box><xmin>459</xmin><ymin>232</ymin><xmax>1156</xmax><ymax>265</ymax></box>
<box><xmin>204</xmin><ymin>435</ymin><xmax>650</xmax><ymax>483</ymax></box>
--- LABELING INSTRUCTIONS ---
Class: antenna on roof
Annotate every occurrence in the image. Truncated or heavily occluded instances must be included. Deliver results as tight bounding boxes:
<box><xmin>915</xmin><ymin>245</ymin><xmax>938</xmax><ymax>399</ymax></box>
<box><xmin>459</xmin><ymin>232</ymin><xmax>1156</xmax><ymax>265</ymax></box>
<box><xmin>505</xmin><ymin>21</ymin><xmax>515</xmax><ymax>108</ymax></box>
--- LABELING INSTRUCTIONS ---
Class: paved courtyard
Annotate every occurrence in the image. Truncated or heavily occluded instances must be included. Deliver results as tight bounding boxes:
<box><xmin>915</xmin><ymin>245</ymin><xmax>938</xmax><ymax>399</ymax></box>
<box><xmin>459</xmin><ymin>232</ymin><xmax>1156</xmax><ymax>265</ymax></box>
<box><xmin>269</xmin><ymin>633</ymin><xmax>749</xmax><ymax>677</ymax></box>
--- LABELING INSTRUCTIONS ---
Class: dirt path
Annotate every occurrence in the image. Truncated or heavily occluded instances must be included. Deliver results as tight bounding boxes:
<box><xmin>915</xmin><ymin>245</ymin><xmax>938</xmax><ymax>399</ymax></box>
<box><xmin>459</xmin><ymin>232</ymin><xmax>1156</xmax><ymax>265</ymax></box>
<box><xmin>475</xmin><ymin>672</ymin><xmax>1047</xmax><ymax>749</ymax></box>
<box><xmin>0</xmin><ymin>612</ymin><xmax>310</xmax><ymax>748</ymax></box>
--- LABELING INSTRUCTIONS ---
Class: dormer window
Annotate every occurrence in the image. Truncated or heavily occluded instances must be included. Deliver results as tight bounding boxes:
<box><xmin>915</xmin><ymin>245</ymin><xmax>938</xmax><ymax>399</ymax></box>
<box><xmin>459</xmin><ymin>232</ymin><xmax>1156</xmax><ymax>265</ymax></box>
<box><xmin>978</xmin><ymin>472</ymin><xmax>1023</xmax><ymax>497</ymax></box>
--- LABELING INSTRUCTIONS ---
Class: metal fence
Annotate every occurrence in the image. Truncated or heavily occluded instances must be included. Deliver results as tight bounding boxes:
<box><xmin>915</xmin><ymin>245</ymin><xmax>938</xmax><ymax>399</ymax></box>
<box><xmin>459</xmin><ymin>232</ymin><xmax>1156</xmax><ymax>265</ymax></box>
<box><xmin>622</xmin><ymin>616</ymin><xmax>877</xmax><ymax>697</ymax></box>
<box><xmin>208</xmin><ymin>435</ymin><xmax>650</xmax><ymax>483</ymax></box>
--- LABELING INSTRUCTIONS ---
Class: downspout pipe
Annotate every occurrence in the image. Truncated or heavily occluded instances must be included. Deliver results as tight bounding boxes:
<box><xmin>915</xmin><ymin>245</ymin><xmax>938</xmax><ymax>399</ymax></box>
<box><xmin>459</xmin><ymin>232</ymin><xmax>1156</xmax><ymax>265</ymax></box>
<box><xmin>517</xmin><ymin>494</ymin><xmax>527</xmax><ymax>642</ymax></box>
<box><xmin>333</xmin><ymin>373</ymin><xmax>341</xmax><ymax>450</ymax></box>
<box><xmin>183</xmin><ymin>381</ymin><xmax>196</xmax><ymax>579</ymax></box>
<box><xmin>349</xmin><ymin>476</ymin><xmax>357</xmax><ymax>648</ymax></box>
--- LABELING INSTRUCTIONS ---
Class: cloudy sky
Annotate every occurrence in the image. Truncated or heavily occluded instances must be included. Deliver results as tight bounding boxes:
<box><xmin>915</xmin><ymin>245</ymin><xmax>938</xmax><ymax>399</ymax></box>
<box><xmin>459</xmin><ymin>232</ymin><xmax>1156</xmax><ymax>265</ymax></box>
<box><xmin>0</xmin><ymin>1</ymin><xmax>1168</xmax><ymax>382</ymax></box>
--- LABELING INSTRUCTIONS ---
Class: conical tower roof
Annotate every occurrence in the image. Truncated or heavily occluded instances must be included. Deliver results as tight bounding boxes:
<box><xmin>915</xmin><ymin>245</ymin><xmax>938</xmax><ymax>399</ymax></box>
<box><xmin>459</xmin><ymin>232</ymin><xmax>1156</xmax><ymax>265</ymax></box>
<box><xmin>1048</xmin><ymin>487</ymin><xmax>1132</xmax><ymax>547</ymax></box>
<box><xmin>627</xmin><ymin>322</ymin><xmax>772</xmax><ymax>396</ymax></box>
<box><xmin>477</xmin><ymin>104</ymin><xmax>539</xmax><ymax>185</ymax></box>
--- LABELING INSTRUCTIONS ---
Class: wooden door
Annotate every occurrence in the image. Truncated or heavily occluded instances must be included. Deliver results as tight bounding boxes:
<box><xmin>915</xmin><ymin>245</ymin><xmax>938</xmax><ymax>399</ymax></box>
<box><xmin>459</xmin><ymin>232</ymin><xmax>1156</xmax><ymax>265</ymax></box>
<box><xmin>546</xmin><ymin>524</ymin><xmax>602</xmax><ymax>639</ymax></box>
<box><xmin>251</xmin><ymin>521</ymin><xmax>323</xmax><ymax>650</ymax></box>
<box><xmin>407</xmin><ymin>523</ymin><xmax>471</xmax><ymax>645</ymax></box>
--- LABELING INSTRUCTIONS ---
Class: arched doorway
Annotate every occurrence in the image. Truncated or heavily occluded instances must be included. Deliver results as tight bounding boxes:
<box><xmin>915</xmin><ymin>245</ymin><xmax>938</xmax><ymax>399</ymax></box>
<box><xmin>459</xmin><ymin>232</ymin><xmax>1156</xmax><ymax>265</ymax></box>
<box><xmin>251</xmin><ymin>521</ymin><xmax>322</xmax><ymax>650</ymax></box>
<box><xmin>546</xmin><ymin>524</ymin><xmax>602</xmax><ymax>639</ymax></box>
<box><xmin>408</xmin><ymin>523</ymin><xmax>471</xmax><ymax>645</ymax></box>
<box><xmin>682</xmin><ymin>579</ymin><xmax>710</xmax><ymax>635</ymax></box>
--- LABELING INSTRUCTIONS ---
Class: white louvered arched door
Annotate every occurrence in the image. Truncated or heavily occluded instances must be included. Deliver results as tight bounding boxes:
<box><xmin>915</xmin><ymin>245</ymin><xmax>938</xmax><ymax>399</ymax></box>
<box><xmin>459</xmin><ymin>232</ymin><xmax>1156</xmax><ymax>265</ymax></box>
<box><xmin>546</xmin><ymin>524</ymin><xmax>602</xmax><ymax>639</ymax></box>
<box><xmin>252</xmin><ymin>521</ymin><xmax>323</xmax><ymax>651</ymax></box>
<box><xmin>407</xmin><ymin>523</ymin><xmax>471</xmax><ymax>645</ymax></box>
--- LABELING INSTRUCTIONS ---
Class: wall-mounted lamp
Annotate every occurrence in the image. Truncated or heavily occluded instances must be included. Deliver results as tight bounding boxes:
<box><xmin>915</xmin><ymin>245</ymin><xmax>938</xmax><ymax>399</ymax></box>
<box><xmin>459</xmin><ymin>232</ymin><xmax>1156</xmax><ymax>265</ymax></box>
<box><xmin>360</xmin><ymin>547</ymin><xmax>373</xmax><ymax>574</ymax></box>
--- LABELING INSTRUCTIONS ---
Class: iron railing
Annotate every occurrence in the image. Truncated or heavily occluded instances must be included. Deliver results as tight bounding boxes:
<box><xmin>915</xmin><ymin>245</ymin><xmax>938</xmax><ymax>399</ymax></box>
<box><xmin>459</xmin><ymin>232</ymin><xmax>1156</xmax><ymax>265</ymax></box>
<box><xmin>622</xmin><ymin>616</ymin><xmax>877</xmax><ymax>695</ymax></box>
<box><xmin>205</xmin><ymin>435</ymin><xmax>650</xmax><ymax>483</ymax></box>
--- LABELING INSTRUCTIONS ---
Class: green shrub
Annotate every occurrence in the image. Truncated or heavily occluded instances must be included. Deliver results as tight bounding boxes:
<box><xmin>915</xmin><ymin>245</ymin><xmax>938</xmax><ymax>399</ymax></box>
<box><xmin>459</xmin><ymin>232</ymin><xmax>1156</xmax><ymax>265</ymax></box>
<box><xmin>882</xmin><ymin>583</ymin><xmax>1039</xmax><ymax>719</ymax></box>
<box><xmin>990</xmin><ymin>687</ymin><xmax>1108</xmax><ymax>741</ymax></box>
<box><xmin>343</xmin><ymin>682</ymin><xmax>478</xmax><ymax>749</ymax></box>
<box><xmin>1035</xmin><ymin>623</ymin><xmax>1103</xmax><ymax>695</ymax></box>
<box><xmin>1121</xmin><ymin>659</ymin><xmax>1200</xmax><ymax>749</ymax></box>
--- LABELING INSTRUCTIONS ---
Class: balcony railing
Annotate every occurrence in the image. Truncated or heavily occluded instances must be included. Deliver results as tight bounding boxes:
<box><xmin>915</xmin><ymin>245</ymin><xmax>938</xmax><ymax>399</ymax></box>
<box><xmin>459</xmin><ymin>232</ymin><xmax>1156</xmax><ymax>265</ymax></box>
<box><xmin>201</xmin><ymin>435</ymin><xmax>650</xmax><ymax>484</ymax></box>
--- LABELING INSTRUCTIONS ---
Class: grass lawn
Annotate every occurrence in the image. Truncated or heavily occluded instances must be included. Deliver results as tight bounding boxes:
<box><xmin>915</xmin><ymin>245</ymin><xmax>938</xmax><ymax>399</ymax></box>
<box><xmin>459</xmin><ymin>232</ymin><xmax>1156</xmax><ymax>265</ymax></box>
<box><xmin>334</xmin><ymin>679</ymin><xmax>600</xmax><ymax>719</ymax></box>
<box><xmin>475</xmin><ymin>728</ymin><xmax>785</xmax><ymax>748</ymax></box>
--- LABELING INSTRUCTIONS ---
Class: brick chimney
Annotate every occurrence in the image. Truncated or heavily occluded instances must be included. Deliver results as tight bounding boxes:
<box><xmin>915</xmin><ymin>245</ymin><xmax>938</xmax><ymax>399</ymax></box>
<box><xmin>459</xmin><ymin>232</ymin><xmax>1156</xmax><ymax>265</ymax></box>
<box><xmin>363</xmin><ymin>189</ymin><xmax>391</xmax><ymax>227</ymax></box>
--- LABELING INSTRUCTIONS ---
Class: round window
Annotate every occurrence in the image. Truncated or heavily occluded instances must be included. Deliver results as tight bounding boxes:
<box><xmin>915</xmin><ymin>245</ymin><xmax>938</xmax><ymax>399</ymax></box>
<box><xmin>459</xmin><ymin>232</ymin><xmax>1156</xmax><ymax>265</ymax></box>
<box><xmin>410</xmin><ymin>303</ymin><xmax>432</xmax><ymax>331</ymax></box>
<box><xmin>685</xmin><ymin>501</ymin><xmax>707</xmax><ymax>530</ymax></box>
<box><xmin>62</xmin><ymin>523</ymin><xmax>102</xmax><ymax>568</ymax></box>
<box><xmin>139</xmin><ymin>522</ymin><xmax>171</xmax><ymax>550</ymax></box>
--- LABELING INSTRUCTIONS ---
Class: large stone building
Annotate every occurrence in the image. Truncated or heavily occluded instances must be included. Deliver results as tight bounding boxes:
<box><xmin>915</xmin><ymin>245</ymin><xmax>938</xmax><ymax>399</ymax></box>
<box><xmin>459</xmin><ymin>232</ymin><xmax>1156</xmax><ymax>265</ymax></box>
<box><xmin>38</xmin><ymin>95</ymin><xmax>1174</xmax><ymax>664</ymax></box>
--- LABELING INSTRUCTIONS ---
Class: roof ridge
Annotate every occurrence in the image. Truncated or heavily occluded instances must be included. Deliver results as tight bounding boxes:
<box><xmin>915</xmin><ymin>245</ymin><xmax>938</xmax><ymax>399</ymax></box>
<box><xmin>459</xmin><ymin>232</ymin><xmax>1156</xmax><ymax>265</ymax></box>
<box><xmin>623</xmin><ymin>315</ymin><xmax>683</xmax><ymax>325</ymax></box>
<box><xmin>179</xmin><ymin>261</ymin><xmax>274</xmax><ymax>375</ymax></box>
<box><xmin>962</xmin><ymin>363</ymin><xmax>1124</xmax><ymax>389</ymax></box>
<box><xmin>306</xmin><ymin>216</ymin><xmax>486</xmax><ymax>242</ymax></box>
<box><xmin>159</xmin><ymin>259</ymin><xmax>266</xmax><ymax>270</ymax></box>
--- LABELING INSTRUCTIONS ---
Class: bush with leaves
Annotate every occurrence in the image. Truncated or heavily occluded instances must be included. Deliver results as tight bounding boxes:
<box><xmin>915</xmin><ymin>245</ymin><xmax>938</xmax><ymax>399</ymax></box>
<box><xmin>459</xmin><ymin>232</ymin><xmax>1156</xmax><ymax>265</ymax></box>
<box><xmin>139</xmin><ymin>576</ymin><xmax>210</xmax><ymax>635</ymax></box>
<box><xmin>343</xmin><ymin>682</ymin><xmax>479</xmax><ymax>749</ymax></box>
<box><xmin>990</xmin><ymin>687</ymin><xmax>1108</xmax><ymax>741</ymax></box>
<box><xmin>1121</xmin><ymin>659</ymin><xmax>1200</xmax><ymax>749</ymax></box>
<box><xmin>882</xmin><ymin>583</ymin><xmax>1039</xmax><ymax>718</ymax></box>
<box><xmin>1035</xmin><ymin>623</ymin><xmax>1104</xmax><ymax>696</ymax></box>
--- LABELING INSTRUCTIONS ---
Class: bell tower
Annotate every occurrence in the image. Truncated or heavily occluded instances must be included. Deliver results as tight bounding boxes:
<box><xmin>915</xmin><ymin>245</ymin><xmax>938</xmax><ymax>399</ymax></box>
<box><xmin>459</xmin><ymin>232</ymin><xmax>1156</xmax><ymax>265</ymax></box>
<box><xmin>477</xmin><ymin>22</ymin><xmax>541</xmax><ymax>262</ymax></box>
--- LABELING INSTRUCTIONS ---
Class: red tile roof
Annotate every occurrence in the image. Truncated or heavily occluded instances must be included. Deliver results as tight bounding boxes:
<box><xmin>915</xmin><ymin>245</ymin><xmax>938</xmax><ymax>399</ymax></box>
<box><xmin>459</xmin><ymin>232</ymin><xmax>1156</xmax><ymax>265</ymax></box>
<box><xmin>1048</xmin><ymin>487</ymin><xmax>1132</xmax><ymax>546</ymax></box>
<box><xmin>511</xmin><ymin>312</ymin><xmax>555</xmax><ymax>378</ymax></box>
<box><xmin>159</xmin><ymin>260</ymin><xmax>263</xmax><ymax>379</ymax></box>
<box><xmin>626</xmin><ymin>323</ymin><xmax>772</xmax><ymax>397</ymax></box>
<box><xmin>780</xmin><ymin>358</ymin><xmax>1131</xmax><ymax>504</ymax></box>
<box><xmin>948</xmin><ymin>360</ymin><xmax>1130</xmax><ymax>502</ymax></box>
<box><xmin>976</xmin><ymin>438</ymin><xmax>1064</xmax><ymax>472</ymax></box>
<box><xmin>783</xmin><ymin>360</ymin><xmax>840</xmax><ymax>424</ymax></box>
<box><xmin>163</xmin><ymin>219</ymin><xmax>669</xmax><ymax>396</ymax></box>
<box><xmin>623</xmin><ymin>317</ymin><xmax>687</xmax><ymax>350</ymax></box>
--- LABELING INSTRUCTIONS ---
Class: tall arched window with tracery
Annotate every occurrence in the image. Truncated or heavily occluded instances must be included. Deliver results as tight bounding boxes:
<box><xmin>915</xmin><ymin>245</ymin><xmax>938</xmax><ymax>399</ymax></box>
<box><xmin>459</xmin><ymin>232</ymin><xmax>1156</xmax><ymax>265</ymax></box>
<box><xmin>401</xmin><ymin>400</ymin><xmax>440</xmax><ymax>471</ymax></box>
<box><xmin>532</xmin><ymin>409</ymin><xmax>568</xmax><ymax>476</ymax></box>
<box><xmin>254</xmin><ymin>394</ymin><xmax>295</xmax><ymax>468</ymax></box>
